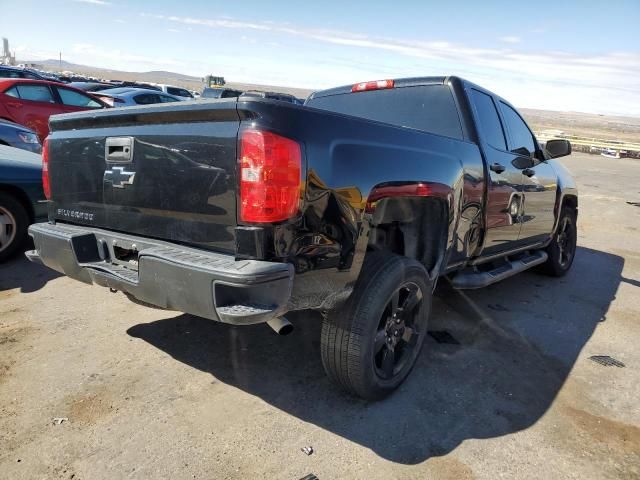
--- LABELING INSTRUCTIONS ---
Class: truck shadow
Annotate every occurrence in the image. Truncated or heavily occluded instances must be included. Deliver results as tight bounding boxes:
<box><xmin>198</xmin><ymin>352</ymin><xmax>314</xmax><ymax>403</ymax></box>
<box><xmin>127</xmin><ymin>246</ymin><xmax>624</xmax><ymax>464</ymax></box>
<box><xmin>0</xmin><ymin>254</ymin><xmax>61</xmax><ymax>293</ymax></box>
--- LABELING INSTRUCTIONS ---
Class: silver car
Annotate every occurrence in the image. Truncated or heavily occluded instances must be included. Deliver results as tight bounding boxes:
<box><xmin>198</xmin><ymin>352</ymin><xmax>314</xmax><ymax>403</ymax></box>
<box><xmin>92</xmin><ymin>87</ymin><xmax>181</xmax><ymax>107</ymax></box>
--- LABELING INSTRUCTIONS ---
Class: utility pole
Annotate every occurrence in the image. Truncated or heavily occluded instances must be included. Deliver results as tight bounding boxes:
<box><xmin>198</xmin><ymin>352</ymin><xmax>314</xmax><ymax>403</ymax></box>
<box><xmin>59</xmin><ymin>52</ymin><xmax>62</xmax><ymax>69</ymax></box>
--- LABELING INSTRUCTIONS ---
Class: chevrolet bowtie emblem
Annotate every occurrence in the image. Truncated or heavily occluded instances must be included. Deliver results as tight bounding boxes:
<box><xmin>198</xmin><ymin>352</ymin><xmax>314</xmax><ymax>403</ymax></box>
<box><xmin>104</xmin><ymin>166</ymin><xmax>136</xmax><ymax>188</ymax></box>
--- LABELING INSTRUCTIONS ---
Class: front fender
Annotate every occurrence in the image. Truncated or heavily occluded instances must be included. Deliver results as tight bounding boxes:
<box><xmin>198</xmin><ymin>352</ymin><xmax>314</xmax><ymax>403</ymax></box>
<box><xmin>548</xmin><ymin>158</ymin><xmax>578</xmax><ymax>234</ymax></box>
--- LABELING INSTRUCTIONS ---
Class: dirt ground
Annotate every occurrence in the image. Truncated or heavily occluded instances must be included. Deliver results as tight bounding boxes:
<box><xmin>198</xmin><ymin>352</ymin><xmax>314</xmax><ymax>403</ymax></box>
<box><xmin>1</xmin><ymin>152</ymin><xmax>639</xmax><ymax>480</ymax></box>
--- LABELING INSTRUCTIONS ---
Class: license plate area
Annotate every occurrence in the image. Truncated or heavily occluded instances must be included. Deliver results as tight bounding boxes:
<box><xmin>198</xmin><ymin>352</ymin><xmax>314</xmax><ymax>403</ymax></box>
<box><xmin>71</xmin><ymin>233</ymin><xmax>140</xmax><ymax>273</ymax></box>
<box><xmin>112</xmin><ymin>244</ymin><xmax>139</xmax><ymax>270</ymax></box>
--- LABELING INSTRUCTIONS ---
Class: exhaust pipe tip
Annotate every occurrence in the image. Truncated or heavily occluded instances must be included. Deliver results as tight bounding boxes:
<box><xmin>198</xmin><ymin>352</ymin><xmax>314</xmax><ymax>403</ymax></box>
<box><xmin>267</xmin><ymin>316</ymin><xmax>293</xmax><ymax>335</ymax></box>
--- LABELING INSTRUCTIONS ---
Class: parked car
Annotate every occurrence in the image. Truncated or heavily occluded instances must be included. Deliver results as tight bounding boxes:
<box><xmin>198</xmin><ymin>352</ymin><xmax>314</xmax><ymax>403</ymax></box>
<box><xmin>0</xmin><ymin>65</ymin><xmax>60</xmax><ymax>82</ymax></box>
<box><xmin>200</xmin><ymin>87</ymin><xmax>242</xmax><ymax>99</ymax></box>
<box><xmin>0</xmin><ymin>119</ymin><xmax>41</xmax><ymax>153</ymax></box>
<box><xmin>156</xmin><ymin>84</ymin><xmax>194</xmax><ymax>100</ymax></box>
<box><xmin>0</xmin><ymin>79</ymin><xmax>109</xmax><ymax>141</ymax></box>
<box><xmin>92</xmin><ymin>87</ymin><xmax>182</xmax><ymax>107</ymax></box>
<box><xmin>240</xmin><ymin>90</ymin><xmax>303</xmax><ymax>104</ymax></box>
<box><xmin>27</xmin><ymin>76</ymin><xmax>576</xmax><ymax>399</ymax></box>
<box><xmin>0</xmin><ymin>144</ymin><xmax>46</xmax><ymax>262</ymax></box>
<box><xmin>105</xmin><ymin>81</ymin><xmax>162</xmax><ymax>91</ymax></box>
<box><xmin>68</xmin><ymin>81</ymin><xmax>118</xmax><ymax>92</ymax></box>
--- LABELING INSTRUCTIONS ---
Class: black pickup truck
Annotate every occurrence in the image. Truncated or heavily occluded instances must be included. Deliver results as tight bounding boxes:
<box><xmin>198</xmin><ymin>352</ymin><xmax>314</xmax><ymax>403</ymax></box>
<box><xmin>27</xmin><ymin>76</ymin><xmax>577</xmax><ymax>399</ymax></box>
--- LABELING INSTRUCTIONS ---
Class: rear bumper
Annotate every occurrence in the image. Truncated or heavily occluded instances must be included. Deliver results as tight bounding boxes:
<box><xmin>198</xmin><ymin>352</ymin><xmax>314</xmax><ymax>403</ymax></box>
<box><xmin>26</xmin><ymin>222</ymin><xmax>294</xmax><ymax>325</ymax></box>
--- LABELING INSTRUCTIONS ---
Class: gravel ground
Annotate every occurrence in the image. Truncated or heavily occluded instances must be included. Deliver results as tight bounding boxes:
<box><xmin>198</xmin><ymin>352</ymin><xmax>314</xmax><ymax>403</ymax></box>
<box><xmin>1</xmin><ymin>152</ymin><xmax>639</xmax><ymax>480</ymax></box>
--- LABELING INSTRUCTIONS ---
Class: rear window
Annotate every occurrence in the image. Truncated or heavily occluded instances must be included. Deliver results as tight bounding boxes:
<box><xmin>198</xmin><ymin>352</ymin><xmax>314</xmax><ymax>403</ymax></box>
<box><xmin>307</xmin><ymin>85</ymin><xmax>463</xmax><ymax>140</ymax></box>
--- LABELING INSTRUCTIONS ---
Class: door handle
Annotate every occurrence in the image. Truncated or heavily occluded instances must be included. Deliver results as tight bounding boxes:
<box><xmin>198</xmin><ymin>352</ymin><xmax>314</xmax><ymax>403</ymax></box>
<box><xmin>105</xmin><ymin>136</ymin><xmax>134</xmax><ymax>163</ymax></box>
<box><xmin>490</xmin><ymin>163</ymin><xmax>506</xmax><ymax>174</ymax></box>
<box><xmin>523</xmin><ymin>168</ymin><xmax>535</xmax><ymax>177</ymax></box>
<box><xmin>6</xmin><ymin>102</ymin><xmax>22</xmax><ymax>108</ymax></box>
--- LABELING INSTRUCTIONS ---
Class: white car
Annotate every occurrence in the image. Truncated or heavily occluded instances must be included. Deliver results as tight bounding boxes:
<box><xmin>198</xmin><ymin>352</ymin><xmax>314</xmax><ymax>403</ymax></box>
<box><xmin>92</xmin><ymin>87</ymin><xmax>182</xmax><ymax>107</ymax></box>
<box><xmin>155</xmin><ymin>84</ymin><xmax>194</xmax><ymax>101</ymax></box>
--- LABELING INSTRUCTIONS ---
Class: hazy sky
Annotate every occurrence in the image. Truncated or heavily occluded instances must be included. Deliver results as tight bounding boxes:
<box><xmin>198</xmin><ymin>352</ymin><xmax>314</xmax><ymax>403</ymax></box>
<box><xmin>1</xmin><ymin>0</ymin><xmax>639</xmax><ymax>115</ymax></box>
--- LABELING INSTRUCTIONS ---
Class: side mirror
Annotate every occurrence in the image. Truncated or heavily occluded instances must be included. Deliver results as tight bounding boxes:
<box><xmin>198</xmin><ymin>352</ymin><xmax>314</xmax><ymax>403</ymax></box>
<box><xmin>545</xmin><ymin>139</ymin><xmax>571</xmax><ymax>159</ymax></box>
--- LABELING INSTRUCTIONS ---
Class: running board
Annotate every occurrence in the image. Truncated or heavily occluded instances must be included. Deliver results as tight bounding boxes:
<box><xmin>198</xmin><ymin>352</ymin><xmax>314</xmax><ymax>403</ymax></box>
<box><xmin>451</xmin><ymin>251</ymin><xmax>548</xmax><ymax>290</ymax></box>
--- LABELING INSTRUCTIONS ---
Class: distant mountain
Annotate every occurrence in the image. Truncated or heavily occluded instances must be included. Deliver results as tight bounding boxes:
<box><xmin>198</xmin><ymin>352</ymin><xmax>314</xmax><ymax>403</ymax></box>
<box><xmin>17</xmin><ymin>59</ymin><xmax>640</xmax><ymax>141</ymax></box>
<box><xmin>27</xmin><ymin>59</ymin><xmax>106</xmax><ymax>70</ymax></box>
<box><xmin>18</xmin><ymin>59</ymin><xmax>313</xmax><ymax>98</ymax></box>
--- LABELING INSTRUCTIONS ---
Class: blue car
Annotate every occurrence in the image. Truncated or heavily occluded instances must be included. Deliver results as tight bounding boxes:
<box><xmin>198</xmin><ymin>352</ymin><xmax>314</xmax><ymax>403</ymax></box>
<box><xmin>0</xmin><ymin>65</ymin><xmax>59</xmax><ymax>82</ymax></box>
<box><xmin>0</xmin><ymin>119</ymin><xmax>42</xmax><ymax>153</ymax></box>
<box><xmin>0</xmin><ymin>144</ymin><xmax>46</xmax><ymax>261</ymax></box>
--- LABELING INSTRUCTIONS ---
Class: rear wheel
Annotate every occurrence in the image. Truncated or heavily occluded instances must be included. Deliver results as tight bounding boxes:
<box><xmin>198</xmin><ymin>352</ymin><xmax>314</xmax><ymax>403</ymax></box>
<box><xmin>320</xmin><ymin>253</ymin><xmax>432</xmax><ymax>400</ymax></box>
<box><xmin>0</xmin><ymin>192</ymin><xmax>30</xmax><ymax>262</ymax></box>
<box><xmin>539</xmin><ymin>206</ymin><xmax>577</xmax><ymax>276</ymax></box>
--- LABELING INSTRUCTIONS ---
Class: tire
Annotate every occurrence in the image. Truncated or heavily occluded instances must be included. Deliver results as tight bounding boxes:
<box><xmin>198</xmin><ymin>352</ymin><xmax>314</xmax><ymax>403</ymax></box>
<box><xmin>320</xmin><ymin>253</ymin><xmax>432</xmax><ymax>400</ymax></box>
<box><xmin>0</xmin><ymin>191</ymin><xmax>30</xmax><ymax>263</ymax></box>
<box><xmin>539</xmin><ymin>206</ymin><xmax>577</xmax><ymax>277</ymax></box>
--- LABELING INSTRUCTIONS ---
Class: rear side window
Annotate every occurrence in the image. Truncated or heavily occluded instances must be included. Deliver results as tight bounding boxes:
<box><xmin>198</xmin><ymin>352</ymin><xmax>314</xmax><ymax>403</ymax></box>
<box><xmin>56</xmin><ymin>87</ymin><xmax>103</xmax><ymax>108</ymax></box>
<box><xmin>499</xmin><ymin>102</ymin><xmax>536</xmax><ymax>156</ymax></box>
<box><xmin>4</xmin><ymin>86</ymin><xmax>19</xmax><ymax>97</ymax></box>
<box><xmin>470</xmin><ymin>89</ymin><xmax>507</xmax><ymax>150</ymax></box>
<box><xmin>12</xmin><ymin>84</ymin><xmax>55</xmax><ymax>103</ymax></box>
<box><xmin>307</xmin><ymin>85</ymin><xmax>463</xmax><ymax>140</ymax></box>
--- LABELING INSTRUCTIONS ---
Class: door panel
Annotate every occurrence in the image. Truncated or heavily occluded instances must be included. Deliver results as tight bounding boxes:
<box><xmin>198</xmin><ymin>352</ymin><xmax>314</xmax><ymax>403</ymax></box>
<box><xmin>483</xmin><ymin>154</ymin><xmax>524</xmax><ymax>254</ymax></box>
<box><xmin>3</xmin><ymin>84</ymin><xmax>60</xmax><ymax>140</ymax></box>
<box><xmin>469</xmin><ymin>88</ymin><xmax>524</xmax><ymax>254</ymax></box>
<box><xmin>519</xmin><ymin>161</ymin><xmax>557</xmax><ymax>243</ymax></box>
<box><xmin>497</xmin><ymin>101</ymin><xmax>557</xmax><ymax>244</ymax></box>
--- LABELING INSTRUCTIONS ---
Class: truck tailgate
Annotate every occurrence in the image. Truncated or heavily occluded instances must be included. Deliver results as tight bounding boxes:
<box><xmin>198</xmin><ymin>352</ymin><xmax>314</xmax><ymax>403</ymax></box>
<box><xmin>47</xmin><ymin>101</ymin><xmax>239</xmax><ymax>253</ymax></box>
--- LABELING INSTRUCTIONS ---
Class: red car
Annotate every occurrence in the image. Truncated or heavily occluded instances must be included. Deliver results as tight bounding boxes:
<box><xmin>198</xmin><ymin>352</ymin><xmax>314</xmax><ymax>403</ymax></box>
<box><xmin>0</xmin><ymin>79</ymin><xmax>109</xmax><ymax>141</ymax></box>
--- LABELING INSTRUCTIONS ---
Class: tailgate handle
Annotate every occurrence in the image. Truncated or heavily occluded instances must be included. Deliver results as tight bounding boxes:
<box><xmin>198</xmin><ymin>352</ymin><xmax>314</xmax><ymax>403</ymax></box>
<box><xmin>105</xmin><ymin>137</ymin><xmax>134</xmax><ymax>163</ymax></box>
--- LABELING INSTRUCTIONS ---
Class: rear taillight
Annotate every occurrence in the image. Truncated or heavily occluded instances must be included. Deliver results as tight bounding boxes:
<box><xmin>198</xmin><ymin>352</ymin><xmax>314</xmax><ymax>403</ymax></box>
<box><xmin>351</xmin><ymin>79</ymin><xmax>394</xmax><ymax>93</ymax></box>
<box><xmin>239</xmin><ymin>129</ymin><xmax>302</xmax><ymax>223</ymax></box>
<box><xmin>42</xmin><ymin>137</ymin><xmax>51</xmax><ymax>200</ymax></box>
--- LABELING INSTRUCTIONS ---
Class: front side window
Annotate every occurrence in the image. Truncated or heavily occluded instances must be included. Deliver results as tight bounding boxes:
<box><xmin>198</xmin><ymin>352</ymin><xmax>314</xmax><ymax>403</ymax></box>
<box><xmin>500</xmin><ymin>102</ymin><xmax>536</xmax><ymax>156</ymax></box>
<box><xmin>134</xmin><ymin>94</ymin><xmax>160</xmax><ymax>105</ymax></box>
<box><xmin>470</xmin><ymin>89</ymin><xmax>507</xmax><ymax>150</ymax></box>
<box><xmin>14</xmin><ymin>84</ymin><xmax>55</xmax><ymax>103</ymax></box>
<box><xmin>167</xmin><ymin>87</ymin><xmax>190</xmax><ymax>97</ymax></box>
<box><xmin>57</xmin><ymin>87</ymin><xmax>102</xmax><ymax>108</ymax></box>
<box><xmin>160</xmin><ymin>94</ymin><xmax>179</xmax><ymax>103</ymax></box>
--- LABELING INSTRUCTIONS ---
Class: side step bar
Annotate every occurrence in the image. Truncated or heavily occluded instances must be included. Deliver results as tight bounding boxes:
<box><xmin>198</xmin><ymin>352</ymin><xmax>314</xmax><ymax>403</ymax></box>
<box><xmin>451</xmin><ymin>250</ymin><xmax>548</xmax><ymax>290</ymax></box>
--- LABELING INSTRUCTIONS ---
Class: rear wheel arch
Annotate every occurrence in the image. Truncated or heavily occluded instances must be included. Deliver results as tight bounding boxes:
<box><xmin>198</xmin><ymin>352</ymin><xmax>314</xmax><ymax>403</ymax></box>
<box><xmin>366</xmin><ymin>196</ymin><xmax>449</xmax><ymax>279</ymax></box>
